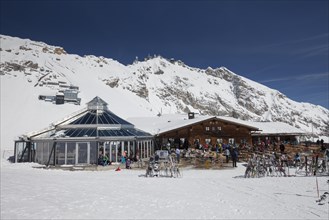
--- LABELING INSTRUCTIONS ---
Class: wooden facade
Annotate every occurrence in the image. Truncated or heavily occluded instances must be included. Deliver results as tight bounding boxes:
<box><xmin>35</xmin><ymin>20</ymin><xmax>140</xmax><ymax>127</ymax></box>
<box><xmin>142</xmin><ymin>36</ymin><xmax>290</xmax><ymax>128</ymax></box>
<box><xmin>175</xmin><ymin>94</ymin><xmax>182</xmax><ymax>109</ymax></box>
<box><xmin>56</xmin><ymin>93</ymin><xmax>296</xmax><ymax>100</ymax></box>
<box><xmin>155</xmin><ymin>117</ymin><xmax>258</xmax><ymax>149</ymax></box>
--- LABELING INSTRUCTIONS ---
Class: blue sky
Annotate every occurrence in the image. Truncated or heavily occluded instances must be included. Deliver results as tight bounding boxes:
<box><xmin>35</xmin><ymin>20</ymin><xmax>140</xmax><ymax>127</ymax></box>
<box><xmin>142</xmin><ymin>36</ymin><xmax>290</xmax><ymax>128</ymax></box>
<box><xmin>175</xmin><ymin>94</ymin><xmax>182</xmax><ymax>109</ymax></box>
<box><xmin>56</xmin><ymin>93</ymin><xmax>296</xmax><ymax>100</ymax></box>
<box><xmin>1</xmin><ymin>0</ymin><xmax>328</xmax><ymax>109</ymax></box>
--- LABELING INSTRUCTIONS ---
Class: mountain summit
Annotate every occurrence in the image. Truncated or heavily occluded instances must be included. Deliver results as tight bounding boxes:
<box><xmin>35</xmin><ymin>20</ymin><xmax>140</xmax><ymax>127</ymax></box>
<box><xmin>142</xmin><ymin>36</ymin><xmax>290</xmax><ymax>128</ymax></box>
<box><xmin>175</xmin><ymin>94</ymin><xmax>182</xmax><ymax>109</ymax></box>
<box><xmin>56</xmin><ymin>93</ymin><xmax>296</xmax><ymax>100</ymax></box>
<box><xmin>0</xmin><ymin>34</ymin><xmax>328</xmax><ymax>149</ymax></box>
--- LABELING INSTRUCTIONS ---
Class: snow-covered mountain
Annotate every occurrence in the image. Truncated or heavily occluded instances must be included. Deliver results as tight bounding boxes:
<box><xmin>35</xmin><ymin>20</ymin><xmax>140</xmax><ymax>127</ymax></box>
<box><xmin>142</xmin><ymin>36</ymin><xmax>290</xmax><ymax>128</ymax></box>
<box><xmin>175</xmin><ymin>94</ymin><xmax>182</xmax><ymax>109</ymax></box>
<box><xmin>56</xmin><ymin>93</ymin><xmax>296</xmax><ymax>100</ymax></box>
<box><xmin>1</xmin><ymin>34</ymin><xmax>328</xmax><ymax>149</ymax></box>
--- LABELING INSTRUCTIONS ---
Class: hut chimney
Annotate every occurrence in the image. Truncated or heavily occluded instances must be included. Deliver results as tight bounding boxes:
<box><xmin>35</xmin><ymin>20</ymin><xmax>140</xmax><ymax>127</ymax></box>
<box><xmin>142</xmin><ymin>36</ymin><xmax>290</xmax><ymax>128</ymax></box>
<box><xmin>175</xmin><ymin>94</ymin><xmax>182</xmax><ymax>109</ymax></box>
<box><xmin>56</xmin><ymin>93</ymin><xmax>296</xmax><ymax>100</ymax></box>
<box><xmin>188</xmin><ymin>112</ymin><xmax>195</xmax><ymax>119</ymax></box>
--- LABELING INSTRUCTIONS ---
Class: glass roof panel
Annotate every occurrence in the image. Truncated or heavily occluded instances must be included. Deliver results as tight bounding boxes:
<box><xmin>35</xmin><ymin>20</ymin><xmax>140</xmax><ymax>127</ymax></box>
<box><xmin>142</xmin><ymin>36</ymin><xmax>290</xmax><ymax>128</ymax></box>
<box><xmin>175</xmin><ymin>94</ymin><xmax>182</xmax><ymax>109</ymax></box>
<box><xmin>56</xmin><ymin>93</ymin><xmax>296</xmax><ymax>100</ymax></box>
<box><xmin>61</xmin><ymin>128</ymin><xmax>150</xmax><ymax>138</ymax></box>
<box><xmin>69</xmin><ymin>109</ymin><xmax>132</xmax><ymax>126</ymax></box>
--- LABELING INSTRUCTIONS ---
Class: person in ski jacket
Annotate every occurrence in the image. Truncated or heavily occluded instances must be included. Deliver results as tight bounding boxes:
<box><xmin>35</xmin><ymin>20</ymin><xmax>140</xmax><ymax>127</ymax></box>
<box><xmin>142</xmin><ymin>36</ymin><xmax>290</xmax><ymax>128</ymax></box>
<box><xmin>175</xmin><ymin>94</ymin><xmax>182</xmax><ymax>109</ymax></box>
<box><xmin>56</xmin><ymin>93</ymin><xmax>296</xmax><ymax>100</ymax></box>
<box><xmin>121</xmin><ymin>155</ymin><xmax>126</xmax><ymax>164</ymax></box>
<box><xmin>294</xmin><ymin>152</ymin><xmax>301</xmax><ymax>166</ymax></box>
<box><xmin>103</xmin><ymin>154</ymin><xmax>109</xmax><ymax>166</ymax></box>
<box><xmin>231</xmin><ymin>147</ymin><xmax>238</xmax><ymax>167</ymax></box>
<box><xmin>280</xmin><ymin>142</ymin><xmax>285</xmax><ymax>154</ymax></box>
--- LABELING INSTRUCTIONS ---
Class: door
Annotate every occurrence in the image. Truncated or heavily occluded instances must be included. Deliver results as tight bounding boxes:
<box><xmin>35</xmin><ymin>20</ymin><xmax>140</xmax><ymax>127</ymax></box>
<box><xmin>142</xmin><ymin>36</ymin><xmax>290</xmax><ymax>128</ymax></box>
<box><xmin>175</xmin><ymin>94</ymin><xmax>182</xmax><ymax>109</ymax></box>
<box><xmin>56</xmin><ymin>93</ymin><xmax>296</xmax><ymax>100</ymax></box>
<box><xmin>110</xmin><ymin>142</ymin><xmax>118</xmax><ymax>163</ymax></box>
<box><xmin>77</xmin><ymin>143</ymin><xmax>88</xmax><ymax>164</ymax></box>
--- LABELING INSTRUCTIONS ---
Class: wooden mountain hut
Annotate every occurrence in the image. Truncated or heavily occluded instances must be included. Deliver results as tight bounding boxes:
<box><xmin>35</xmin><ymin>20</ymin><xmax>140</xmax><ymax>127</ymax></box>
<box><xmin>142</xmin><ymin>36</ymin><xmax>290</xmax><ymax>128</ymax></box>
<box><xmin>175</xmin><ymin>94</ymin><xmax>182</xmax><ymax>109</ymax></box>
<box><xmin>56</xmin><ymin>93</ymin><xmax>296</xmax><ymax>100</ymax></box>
<box><xmin>128</xmin><ymin>113</ymin><xmax>259</xmax><ymax>150</ymax></box>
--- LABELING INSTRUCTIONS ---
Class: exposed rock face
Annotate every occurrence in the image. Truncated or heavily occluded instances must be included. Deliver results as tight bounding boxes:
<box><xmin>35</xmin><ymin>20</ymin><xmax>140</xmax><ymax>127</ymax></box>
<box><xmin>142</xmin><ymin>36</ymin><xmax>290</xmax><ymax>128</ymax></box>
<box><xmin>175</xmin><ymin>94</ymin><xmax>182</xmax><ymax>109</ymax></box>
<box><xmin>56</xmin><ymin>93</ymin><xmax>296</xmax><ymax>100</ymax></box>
<box><xmin>0</xmin><ymin>61</ymin><xmax>39</xmax><ymax>73</ymax></box>
<box><xmin>105</xmin><ymin>78</ymin><xmax>120</xmax><ymax>88</ymax></box>
<box><xmin>54</xmin><ymin>47</ymin><xmax>66</xmax><ymax>55</ymax></box>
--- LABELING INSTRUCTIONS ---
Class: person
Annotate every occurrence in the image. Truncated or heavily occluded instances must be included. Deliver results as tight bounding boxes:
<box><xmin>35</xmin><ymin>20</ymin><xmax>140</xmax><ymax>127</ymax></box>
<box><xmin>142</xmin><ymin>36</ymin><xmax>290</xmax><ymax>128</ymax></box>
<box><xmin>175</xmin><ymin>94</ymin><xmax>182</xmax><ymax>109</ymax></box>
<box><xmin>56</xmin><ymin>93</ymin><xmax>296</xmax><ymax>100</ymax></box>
<box><xmin>199</xmin><ymin>143</ymin><xmax>203</xmax><ymax>151</ymax></box>
<box><xmin>183</xmin><ymin>138</ymin><xmax>189</xmax><ymax>150</ymax></box>
<box><xmin>194</xmin><ymin>139</ymin><xmax>199</xmax><ymax>149</ymax></box>
<box><xmin>215</xmin><ymin>143</ymin><xmax>219</xmax><ymax>154</ymax></box>
<box><xmin>98</xmin><ymin>154</ymin><xmax>104</xmax><ymax>166</ymax></box>
<box><xmin>155</xmin><ymin>153</ymin><xmax>160</xmax><ymax>162</ymax></box>
<box><xmin>272</xmin><ymin>142</ymin><xmax>277</xmax><ymax>152</ymax></box>
<box><xmin>225</xmin><ymin>147</ymin><xmax>230</xmax><ymax>163</ymax></box>
<box><xmin>231</xmin><ymin>147</ymin><xmax>238</xmax><ymax>167</ymax></box>
<box><xmin>270</xmin><ymin>152</ymin><xmax>275</xmax><ymax>161</ymax></box>
<box><xmin>166</xmin><ymin>142</ymin><xmax>171</xmax><ymax>152</ymax></box>
<box><xmin>294</xmin><ymin>152</ymin><xmax>301</xmax><ymax>167</ymax></box>
<box><xmin>121</xmin><ymin>155</ymin><xmax>126</xmax><ymax>164</ymax></box>
<box><xmin>175</xmin><ymin>147</ymin><xmax>181</xmax><ymax>163</ymax></box>
<box><xmin>235</xmin><ymin>145</ymin><xmax>239</xmax><ymax>162</ymax></box>
<box><xmin>280</xmin><ymin>153</ymin><xmax>288</xmax><ymax>168</ymax></box>
<box><xmin>126</xmin><ymin>158</ymin><xmax>132</xmax><ymax>169</ymax></box>
<box><xmin>136</xmin><ymin>151</ymin><xmax>140</xmax><ymax>162</ymax></box>
<box><xmin>98</xmin><ymin>154</ymin><xmax>109</xmax><ymax>166</ymax></box>
<box><xmin>218</xmin><ymin>143</ymin><xmax>223</xmax><ymax>153</ymax></box>
<box><xmin>320</xmin><ymin>139</ymin><xmax>325</xmax><ymax>151</ymax></box>
<box><xmin>222</xmin><ymin>143</ymin><xmax>226</xmax><ymax>152</ymax></box>
<box><xmin>280</xmin><ymin>142</ymin><xmax>285</xmax><ymax>154</ymax></box>
<box><xmin>103</xmin><ymin>154</ymin><xmax>109</xmax><ymax>166</ymax></box>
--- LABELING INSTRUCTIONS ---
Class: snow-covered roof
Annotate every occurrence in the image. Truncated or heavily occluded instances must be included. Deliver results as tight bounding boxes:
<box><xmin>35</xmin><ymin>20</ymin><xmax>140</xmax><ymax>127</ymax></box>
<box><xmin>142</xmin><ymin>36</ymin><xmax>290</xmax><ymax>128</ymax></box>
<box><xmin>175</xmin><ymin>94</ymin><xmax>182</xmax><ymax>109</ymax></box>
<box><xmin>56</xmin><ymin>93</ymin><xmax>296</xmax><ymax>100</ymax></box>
<box><xmin>216</xmin><ymin>116</ymin><xmax>259</xmax><ymax>129</ymax></box>
<box><xmin>128</xmin><ymin>114</ymin><xmax>214</xmax><ymax>135</ymax></box>
<box><xmin>248</xmin><ymin>121</ymin><xmax>306</xmax><ymax>136</ymax></box>
<box><xmin>128</xmin><ymin>114</ymin><xmax>309</xmax><ymax>137</ymax></box>
<box><xmin>128</xmin><ymin>114</ymin><xmax>259</xmax><ymax>135</ymax></box>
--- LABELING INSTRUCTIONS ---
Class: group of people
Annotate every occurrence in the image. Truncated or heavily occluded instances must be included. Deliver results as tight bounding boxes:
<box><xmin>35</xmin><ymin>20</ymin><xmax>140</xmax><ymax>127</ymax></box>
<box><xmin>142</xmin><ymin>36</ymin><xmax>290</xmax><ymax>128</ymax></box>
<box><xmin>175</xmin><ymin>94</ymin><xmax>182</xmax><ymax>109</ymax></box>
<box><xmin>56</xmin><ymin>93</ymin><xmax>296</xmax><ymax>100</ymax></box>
<box><xmin>97</xmin><ymin>150</ymin><xmax>134</xmax><ymax>169</ymax></box>
<box><xmin>98</xmin><ymin>154</ymin><xmax>111</xmax><ymax>166</ymax></box>
<box><xmin>183</xmin><ymin>142</ymin><xmax>240</xmax><ymax>168</ymax></box>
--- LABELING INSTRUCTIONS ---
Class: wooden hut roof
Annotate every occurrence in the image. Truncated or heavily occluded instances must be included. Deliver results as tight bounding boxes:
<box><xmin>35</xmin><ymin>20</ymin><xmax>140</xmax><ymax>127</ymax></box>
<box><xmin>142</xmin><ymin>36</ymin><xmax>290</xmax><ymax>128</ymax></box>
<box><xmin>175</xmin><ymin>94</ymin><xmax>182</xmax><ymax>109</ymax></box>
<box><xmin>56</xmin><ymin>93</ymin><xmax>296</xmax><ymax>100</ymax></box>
<box><xmin>128</xmin><ymin>114</ymin><xmax>259</xmax><ymax>136</ymax></box>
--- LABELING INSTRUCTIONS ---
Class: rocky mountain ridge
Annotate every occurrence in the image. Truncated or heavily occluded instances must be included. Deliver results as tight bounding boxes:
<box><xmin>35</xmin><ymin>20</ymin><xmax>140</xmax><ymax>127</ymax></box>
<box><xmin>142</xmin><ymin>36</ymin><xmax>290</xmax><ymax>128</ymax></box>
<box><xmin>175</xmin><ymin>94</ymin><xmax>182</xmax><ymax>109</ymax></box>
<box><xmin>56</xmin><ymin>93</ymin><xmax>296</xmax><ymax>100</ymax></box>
<box><xmin>1</xmin><ymin>34</ymin><xmax>328</xmax><ymax>139</ymax></box>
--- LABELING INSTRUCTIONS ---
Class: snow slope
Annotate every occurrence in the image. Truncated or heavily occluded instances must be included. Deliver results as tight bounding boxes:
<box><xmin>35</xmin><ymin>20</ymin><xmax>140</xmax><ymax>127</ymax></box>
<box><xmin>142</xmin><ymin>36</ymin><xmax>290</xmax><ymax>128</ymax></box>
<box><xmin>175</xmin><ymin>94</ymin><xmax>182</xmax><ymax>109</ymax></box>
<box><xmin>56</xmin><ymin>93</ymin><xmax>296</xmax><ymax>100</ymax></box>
<box><xmin>1</xmin><ymin>34</ymin><xmax>328</xmax><ymax>151</ymax></box>
<box><xmin>1</xmin><ymin>160</ymin><xmax>328</xmax><ymax>219</ymax></box>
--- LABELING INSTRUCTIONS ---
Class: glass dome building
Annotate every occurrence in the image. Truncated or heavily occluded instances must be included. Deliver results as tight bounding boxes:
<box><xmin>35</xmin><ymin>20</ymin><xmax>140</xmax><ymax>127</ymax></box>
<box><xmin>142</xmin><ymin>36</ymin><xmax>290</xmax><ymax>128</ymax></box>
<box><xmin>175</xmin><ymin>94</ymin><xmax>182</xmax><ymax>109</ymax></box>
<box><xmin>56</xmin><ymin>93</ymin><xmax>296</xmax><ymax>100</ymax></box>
<box><xmin>14</xmin><ymin>97</ymin><xmax>154</xmax><ymax>167</ymax></box>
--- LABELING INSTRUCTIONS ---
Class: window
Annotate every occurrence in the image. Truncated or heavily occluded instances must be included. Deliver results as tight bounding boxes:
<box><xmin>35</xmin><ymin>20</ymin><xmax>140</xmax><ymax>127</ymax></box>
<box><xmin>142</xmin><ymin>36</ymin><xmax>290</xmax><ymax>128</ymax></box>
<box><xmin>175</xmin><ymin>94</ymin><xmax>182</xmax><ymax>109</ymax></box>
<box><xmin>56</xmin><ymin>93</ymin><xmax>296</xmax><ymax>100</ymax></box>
<box><xmin>56</xmin><ymin>142</ymin><xmax>65</xmax><ymax>165</ymax></box>
<box><xmin>205</xmin><ymin>126</ymin><xmax>210</xmax><ymax>131</ymax></box>
<box><xmin>67</xmin><ymin>142</ymin><xmax>76</xmax><ymax>165</ymax></box>
<box><xmin>42</xmin><ymin>142</ymin><xmax>51</xmax><ymax>164</ymax></box>
<box><xmin>89</xmin><ymin>142</ymin><xmax>97</xmax><ymax>164</ymax></box>
<box><xmin>228</xmin><ymin>138</ymin><xmax>235</xmax><ymax>145</ymax></box>
<box><xmin>78</xmin><ymin>143</ymin><xmax>88</xmax><ymax>164</ymax></box>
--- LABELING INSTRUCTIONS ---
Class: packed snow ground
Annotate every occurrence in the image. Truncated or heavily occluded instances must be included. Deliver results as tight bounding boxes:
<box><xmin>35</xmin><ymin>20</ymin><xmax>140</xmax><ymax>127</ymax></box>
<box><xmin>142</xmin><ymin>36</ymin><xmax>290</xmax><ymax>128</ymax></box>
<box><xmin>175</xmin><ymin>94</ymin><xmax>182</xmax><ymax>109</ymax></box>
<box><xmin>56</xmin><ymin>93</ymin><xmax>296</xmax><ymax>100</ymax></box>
<box><xmin>1</xmin><ymin>159</ymin><xmax>328</xmax><ymax>219</ymax></box>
